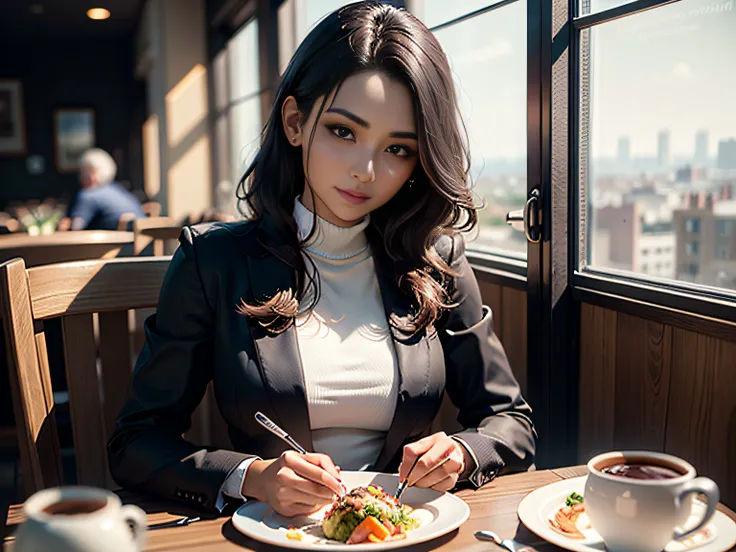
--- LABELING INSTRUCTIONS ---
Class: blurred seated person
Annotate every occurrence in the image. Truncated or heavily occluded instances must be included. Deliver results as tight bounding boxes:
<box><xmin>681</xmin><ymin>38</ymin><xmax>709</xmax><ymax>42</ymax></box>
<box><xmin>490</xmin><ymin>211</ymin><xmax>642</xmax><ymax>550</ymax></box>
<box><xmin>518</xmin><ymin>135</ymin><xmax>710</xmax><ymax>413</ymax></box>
<box><xmin>58</xmin><ymin>148</ymin><xmax>145</xmax><ymax>231</ymax></box>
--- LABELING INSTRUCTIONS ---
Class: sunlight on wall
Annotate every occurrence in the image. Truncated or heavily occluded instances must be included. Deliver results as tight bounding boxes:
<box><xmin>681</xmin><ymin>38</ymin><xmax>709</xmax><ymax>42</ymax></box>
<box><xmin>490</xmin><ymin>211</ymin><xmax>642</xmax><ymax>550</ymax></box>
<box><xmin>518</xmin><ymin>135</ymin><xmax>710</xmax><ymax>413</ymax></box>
<box><xmin>168</xmin><ymin>135</ymin><xmax>211</xmax><ymax>220</ymax></box>
<box><xmin>165</xmin><ymin>63</ymin><xmax>208</xmax><ymax>148</ymax></box>
<box><xmin>142</xmin><ymin>114</ymin><xmax>161</xmax><ymax>199</ymax></box>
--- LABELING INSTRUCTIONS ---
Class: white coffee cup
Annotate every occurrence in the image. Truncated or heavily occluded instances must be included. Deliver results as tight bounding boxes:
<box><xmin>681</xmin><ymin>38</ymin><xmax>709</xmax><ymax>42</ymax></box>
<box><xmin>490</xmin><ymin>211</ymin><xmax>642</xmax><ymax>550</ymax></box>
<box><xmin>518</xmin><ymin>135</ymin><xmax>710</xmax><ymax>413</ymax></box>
<box><xmin>13</xmin><ymin>486</ymin><xmax>147</xmax><ymax>552</ymax></box>
<box><xmin>585</xmin><ymin>451</ymin><xmax>720</xmax><ymax>552</ymax></box>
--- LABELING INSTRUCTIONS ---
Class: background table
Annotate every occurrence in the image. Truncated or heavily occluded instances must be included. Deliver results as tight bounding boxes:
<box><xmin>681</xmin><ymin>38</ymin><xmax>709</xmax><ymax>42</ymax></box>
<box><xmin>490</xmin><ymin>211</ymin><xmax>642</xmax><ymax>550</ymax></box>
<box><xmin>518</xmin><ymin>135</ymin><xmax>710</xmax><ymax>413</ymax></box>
<box><xmin>4</xmin><ymin>466</ymin><xmax>735</xmax><ymax>551</ymax></box>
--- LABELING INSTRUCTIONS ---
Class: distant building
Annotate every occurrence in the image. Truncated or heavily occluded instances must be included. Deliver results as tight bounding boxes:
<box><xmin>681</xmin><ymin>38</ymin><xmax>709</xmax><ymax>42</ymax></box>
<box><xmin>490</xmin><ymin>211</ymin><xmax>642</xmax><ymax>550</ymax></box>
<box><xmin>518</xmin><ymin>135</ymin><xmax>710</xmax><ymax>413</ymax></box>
<box><xmin>673</xmin><ymin>186</ymin><xmax>736</xmax><ymax>289</ymax></box>
<box><xmin>675</xmin><ymin>164</ymin><xmax>707</xmax><ymax>183</ymax></box>
<box><xmin>658</xmin><ymin>130</ymin><xmax>671</xmax><ymax>170</ymax></box>
<box><xmin>617</xmin><ymin>136</ymin><xmax>630</xmax><ymax>166</ymax></box>
<box><xmin>694</xmin><ymin>130</ymin><xmax>709</xmax><ymax>167</ymax></box>
<box><xmin>593</xmin><ymin>203</ymin><xmax>675</xmax><ymax>279</ymax></box>
<box><xmin>717</xmin><ymin>138</ymin><xmax>736</xmax><ymax>170</ymax></box>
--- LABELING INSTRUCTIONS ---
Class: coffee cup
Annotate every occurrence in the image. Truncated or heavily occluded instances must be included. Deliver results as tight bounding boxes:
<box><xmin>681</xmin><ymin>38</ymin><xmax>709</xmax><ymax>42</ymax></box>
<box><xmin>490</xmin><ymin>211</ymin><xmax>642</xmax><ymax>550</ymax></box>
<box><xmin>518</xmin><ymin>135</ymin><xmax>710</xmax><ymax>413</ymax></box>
<box><xmin>585</xmin><ymin>451</ymin><xmax>720</xmax><ymax>552</ymax></box>
<box><xmin>13</xmin><ymin>486</ymin><xmax>146</xmax><ymax>552</ymax></box>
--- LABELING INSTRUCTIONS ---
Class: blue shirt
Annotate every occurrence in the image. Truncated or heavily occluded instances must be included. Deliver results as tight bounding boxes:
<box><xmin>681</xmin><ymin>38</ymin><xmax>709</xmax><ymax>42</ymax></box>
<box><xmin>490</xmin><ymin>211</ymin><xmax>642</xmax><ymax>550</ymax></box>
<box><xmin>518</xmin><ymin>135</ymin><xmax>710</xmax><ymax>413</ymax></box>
<box><xmin>68</xmin><ymin>182</ymin><xmax>145</xmax><ymax>231</ymax></box>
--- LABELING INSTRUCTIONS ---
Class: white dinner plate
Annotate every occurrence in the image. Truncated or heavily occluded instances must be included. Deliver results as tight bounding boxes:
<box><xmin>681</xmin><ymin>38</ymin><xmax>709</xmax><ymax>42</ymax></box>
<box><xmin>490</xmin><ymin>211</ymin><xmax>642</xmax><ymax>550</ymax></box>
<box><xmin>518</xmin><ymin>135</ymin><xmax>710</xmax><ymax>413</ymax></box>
<box><xmin>517</xmin><ymin>476</ymin><xmax>736</xmax><ymax>552</ymax></box>
<box><xmin>231</xmin><ymin>471</ymin><xmax>470</xmax><ymax>550</ymax></box>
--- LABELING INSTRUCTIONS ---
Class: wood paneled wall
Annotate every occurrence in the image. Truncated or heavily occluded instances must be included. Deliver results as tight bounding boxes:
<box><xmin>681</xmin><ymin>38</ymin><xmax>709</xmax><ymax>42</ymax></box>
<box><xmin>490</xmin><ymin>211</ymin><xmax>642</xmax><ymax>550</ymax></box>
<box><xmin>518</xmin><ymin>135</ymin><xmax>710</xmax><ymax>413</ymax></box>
<box><xmin>431</xmin><ymin>275</ymin><xmax>528</xmax><ymax>435</ymax></box>
<box><xmin>579</xmin><ymin>303</ymin><xmax>736</xmax><ymax>508</ymax></box>
<box><xmin>476</xmin><ymin>277</ymin><xmax>528</xmax><ymax>396</ymax></box>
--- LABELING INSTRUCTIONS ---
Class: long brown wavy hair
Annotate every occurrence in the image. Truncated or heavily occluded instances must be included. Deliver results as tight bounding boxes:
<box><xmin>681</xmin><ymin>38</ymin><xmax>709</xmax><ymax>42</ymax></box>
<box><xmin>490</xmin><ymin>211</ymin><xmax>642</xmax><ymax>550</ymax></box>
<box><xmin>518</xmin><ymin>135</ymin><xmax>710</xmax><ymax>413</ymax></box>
<box><xmin>236</xmin><ymin>1</ymin><xmax>476</xmax><ymax>335</ymax></box>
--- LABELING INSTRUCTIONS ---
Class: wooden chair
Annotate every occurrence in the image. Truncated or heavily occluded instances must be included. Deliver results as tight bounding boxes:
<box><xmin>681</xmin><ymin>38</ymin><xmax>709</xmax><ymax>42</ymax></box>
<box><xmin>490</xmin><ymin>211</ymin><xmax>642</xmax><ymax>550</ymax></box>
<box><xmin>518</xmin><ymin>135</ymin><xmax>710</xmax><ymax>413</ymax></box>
<box><xmin>0</xmin><ymin>256</ymin><xmax>229</xmax><ymax>497</ymax></box>
<box><xmin>141</xmin><ymin>201</ymin><xmax>162</xmax><ymax>218</ymax></box>
<box><xmin>132</xmin><ymin>217</ymin><xmax>182</xmax><ymax>256</ymax></box>
<box><xmin>116</xmin><ymin>213</ymin><xmax>138</xmax><ymax>231</ymax></box>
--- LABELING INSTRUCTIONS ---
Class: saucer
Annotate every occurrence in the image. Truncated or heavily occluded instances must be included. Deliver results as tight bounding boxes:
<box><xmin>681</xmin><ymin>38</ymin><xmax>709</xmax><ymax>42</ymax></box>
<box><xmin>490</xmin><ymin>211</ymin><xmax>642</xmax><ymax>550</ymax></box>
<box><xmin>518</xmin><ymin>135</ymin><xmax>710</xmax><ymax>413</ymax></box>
<box><xmin>517</xmin><ymin>476</ymin><xmax>736</xmax><ymax>552</ymax></box>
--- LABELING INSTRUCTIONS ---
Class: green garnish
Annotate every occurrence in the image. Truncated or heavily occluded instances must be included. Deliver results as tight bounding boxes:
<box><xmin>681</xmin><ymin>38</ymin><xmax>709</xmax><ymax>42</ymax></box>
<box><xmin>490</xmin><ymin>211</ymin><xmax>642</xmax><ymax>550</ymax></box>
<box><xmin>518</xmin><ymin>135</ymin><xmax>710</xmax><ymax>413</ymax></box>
<box><xmin>362</xmin><ymin>502</ymin><xmax>417</xmax><ymax>530</ymax></box>
<box><xmin>362</xmin><ymin>503</ymin><xmax>383</xmax><ymax>520</ymax></box>
<box><xmin>565</xmin><ymin>492</ymin><xmax>584</xmax><ymax>507</ymax></box>
<box><xmin>388</xmin><ymin>507</ymin><xmax>419</xmax><ymax>529</ymax></box>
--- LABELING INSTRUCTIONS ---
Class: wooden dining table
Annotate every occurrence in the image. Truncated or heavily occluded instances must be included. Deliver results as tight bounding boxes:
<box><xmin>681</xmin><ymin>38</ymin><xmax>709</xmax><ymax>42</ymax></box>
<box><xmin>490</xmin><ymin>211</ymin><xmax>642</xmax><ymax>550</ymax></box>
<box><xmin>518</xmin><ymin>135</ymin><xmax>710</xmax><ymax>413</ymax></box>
<box><xmin>3</xmin><ymin>465</ymin><xmax>735</xmax><ymax>551</ymax></box>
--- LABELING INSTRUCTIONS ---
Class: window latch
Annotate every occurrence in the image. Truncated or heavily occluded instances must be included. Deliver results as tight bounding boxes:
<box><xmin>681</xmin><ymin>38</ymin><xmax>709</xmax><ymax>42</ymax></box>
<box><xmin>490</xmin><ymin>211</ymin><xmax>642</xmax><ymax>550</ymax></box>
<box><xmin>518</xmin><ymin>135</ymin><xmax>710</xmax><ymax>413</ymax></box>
<box><xmin>505</xmin><ymin>188</ymin><xmax>543</xmax><ymax>243</ymax></box>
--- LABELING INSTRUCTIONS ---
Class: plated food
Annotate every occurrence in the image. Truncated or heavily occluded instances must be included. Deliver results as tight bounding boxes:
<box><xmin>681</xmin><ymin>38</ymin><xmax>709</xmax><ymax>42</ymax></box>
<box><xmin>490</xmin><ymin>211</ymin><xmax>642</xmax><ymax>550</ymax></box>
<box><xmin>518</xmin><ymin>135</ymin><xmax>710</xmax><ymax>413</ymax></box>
<box><xmin>322</xmin><ymin>485</ymin><xmax>419</xmax><ymax>544</ymax></box>
<box><xmin>548</xmin><ymin>492</ymin><xmax>591</xmax><ymax>539</ymax></box>
<box><xmin>231</xmin><ymin>471</ymin><xmax>470</xmax><ymax>551</ymax></box>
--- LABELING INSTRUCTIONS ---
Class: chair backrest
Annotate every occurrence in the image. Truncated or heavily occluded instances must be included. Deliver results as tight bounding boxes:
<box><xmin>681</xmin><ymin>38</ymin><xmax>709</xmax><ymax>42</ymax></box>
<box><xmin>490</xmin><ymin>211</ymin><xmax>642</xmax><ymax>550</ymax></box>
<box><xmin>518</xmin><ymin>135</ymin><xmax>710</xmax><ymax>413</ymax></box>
<box><xmin>0</xmin><ymin>256</ymin><xmax>169</xmax><ymax>496</ymax></box>
<box><xmin>0</xmin><ymin>231</ymin><xmax>135</xmax><ymax>268</ymax></box>
<box><xmin>116</xmin><ymin>212</ymin><xmax>137</xmax><ymax>231</ymax></box>
<box><xmin>141</xmin><ymin>201</ymin><xmax>162</xmax><ymax>218</ymax></box>
<box><xmin>133</xmin><ymin>217</ymin><xmax>182</xmax><ymax>256</ymax></box>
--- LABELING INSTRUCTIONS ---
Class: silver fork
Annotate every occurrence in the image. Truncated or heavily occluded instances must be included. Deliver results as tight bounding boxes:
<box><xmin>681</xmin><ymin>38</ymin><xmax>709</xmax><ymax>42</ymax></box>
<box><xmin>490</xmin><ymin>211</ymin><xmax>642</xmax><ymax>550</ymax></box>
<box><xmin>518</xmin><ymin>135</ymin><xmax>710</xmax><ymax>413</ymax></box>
<box><xmin>475</xmin><ymin>529</ymin><xmax>539</xmax><ymax>552</ymax></box>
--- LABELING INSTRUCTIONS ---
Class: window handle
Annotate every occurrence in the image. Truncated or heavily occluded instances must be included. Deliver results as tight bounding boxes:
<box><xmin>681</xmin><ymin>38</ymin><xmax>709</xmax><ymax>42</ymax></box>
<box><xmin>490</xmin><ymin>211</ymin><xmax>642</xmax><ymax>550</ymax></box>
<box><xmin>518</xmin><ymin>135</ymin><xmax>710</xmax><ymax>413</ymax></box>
<box><xmin>506</xmin><ymin>188</ymin><xmax>543</xmax><ymax>243</ymax></box>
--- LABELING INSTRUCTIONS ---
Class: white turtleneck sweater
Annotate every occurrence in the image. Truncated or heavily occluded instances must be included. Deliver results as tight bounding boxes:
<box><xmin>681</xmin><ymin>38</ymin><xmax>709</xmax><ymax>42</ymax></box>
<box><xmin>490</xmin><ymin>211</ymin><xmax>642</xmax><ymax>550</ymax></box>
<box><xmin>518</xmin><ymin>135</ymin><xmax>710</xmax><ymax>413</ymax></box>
<box><xmin>218</xmin><ymin>198</ymin><xmax>399</xmax><ymax>508</ymax></box>
<box><xmin>293</xmin><ymin>198</ymin><xmax>399</xmax><ymax>470</ymax></box>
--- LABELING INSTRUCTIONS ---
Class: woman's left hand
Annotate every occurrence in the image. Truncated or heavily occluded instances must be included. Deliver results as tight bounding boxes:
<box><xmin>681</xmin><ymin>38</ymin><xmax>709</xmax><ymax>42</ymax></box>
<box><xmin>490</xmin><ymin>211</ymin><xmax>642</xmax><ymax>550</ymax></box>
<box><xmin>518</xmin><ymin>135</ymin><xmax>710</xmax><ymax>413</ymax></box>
<box><xmin>398</xmin><ymin>432</ymin><xmax>470</xmax><ymax>492</ymax></box>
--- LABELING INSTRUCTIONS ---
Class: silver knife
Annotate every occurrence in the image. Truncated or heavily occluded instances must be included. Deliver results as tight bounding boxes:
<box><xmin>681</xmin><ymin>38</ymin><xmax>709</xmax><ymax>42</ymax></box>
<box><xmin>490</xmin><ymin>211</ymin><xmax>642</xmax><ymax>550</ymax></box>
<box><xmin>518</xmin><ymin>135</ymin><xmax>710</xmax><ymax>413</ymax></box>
<box><xmin>475</xmin><ymin>530</ymin><xmax>539</xmax><ymax>552</ymax></box>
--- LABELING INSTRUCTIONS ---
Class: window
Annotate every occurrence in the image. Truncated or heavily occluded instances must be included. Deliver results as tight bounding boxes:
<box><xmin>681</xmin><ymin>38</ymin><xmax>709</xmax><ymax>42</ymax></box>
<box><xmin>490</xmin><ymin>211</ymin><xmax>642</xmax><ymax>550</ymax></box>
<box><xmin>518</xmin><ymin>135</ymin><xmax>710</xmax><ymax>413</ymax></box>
<box><xmin>582</xmin><ymin>0</ymin><xmax>736</xmax><ymax>292</ymax></box>
<box><xmin>716</xmin><ymin>245</ymin><xmax>728</xmax><ymax>260</ymax></box>
<box><xmin>680</xmin><ymin>263</ymin><xmax>699</xmax><ymax>277</ymax></box>
<box><xmin>414</xmin><ymin>0</ymin><xmax>502</xmax><ymax>28</ymax></box>
<box><xmin>716</xmin><ymin>219</ymin><xmax>734</xmax><ymax>237</ymax></box>
<box><xmin>427</xmin><ymin>0</ymin><xmax>528</xmax><ymax>258</ymax></box>
<box><xmin>279</xmin><ymin>0</ymin><xmax>362</xmax><ymax>74</ymax></box>
<box><xmin>685</xmin><ymin>218</ymin><xmax>701</xmax><ymax>234</ymax></box>
<box><xmin>229</xmin><ymin>18</ymin><xmax>262</xmax><ymax>189</ymax></box>
<box><xmin>211</xmin><ymin>17</ymin><xmax>263</xmax><ymax>217</ymax></box>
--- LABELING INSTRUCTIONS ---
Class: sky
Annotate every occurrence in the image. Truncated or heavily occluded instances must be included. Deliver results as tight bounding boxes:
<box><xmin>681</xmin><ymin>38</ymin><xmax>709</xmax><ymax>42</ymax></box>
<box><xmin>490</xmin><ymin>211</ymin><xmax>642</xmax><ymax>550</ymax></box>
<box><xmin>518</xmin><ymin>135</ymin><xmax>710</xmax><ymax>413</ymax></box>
<box><xmin>295</xmin><ymin>0</ymin><xmax>735</xmax><ymax>162</ymax></box>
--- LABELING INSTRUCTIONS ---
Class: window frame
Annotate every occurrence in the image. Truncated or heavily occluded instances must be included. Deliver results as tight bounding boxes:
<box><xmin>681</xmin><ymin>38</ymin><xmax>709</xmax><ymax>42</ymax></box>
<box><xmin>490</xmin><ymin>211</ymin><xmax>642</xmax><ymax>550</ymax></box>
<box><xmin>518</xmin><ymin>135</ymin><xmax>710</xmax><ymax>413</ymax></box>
<box><xmin>571</xmin><ymin>0</ymin><xmax>736</xmax><ymax>326</ymax></box>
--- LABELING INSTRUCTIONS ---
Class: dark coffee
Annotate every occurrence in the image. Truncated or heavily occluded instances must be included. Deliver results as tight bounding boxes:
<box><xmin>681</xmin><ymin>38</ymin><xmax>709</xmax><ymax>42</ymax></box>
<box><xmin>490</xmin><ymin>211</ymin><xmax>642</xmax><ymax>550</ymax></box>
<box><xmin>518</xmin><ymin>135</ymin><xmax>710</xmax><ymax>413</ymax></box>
<box><xmin>602</xmin><ymin>463</ymin><xmax>681</xmax><ymax>480</ymax></box>
<box><xmin>42</xmin><ymin>498</ymin><xmax>107</xmax><ymax>516</ymax></box>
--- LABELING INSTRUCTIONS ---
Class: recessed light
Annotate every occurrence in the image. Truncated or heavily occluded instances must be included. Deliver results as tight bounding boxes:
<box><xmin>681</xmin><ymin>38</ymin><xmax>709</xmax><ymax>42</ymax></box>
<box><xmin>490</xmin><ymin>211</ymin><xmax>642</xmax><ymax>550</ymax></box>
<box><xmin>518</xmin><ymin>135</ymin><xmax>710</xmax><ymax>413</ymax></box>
<box><xmin>86</xmin><ymin>8</ymin><xmax>111</xmax><ymax>20</ymax></box>
<box><xmin>30</xmin><ymin>4</ymin><xmax>44</xmax><ymax>15</ymax></box>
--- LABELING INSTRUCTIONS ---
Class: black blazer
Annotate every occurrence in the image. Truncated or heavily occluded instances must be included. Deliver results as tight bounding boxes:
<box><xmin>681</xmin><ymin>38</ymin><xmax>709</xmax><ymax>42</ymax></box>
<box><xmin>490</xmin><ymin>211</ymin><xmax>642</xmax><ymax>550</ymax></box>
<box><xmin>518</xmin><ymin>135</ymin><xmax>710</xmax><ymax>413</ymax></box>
<box><xmin>107</xmin><ymin>217</ymin><xmax>536</xmax><ymax>511</ymax></box>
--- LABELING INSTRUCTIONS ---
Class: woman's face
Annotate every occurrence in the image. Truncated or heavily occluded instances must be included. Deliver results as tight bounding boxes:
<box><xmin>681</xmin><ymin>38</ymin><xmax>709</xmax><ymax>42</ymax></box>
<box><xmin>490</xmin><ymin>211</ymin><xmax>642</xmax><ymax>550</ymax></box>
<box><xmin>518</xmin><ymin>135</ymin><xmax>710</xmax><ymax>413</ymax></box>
<box><xmin>282</xmin><ymin>70</ymin><xmax>419</xmax><ymax>227</ymax></box>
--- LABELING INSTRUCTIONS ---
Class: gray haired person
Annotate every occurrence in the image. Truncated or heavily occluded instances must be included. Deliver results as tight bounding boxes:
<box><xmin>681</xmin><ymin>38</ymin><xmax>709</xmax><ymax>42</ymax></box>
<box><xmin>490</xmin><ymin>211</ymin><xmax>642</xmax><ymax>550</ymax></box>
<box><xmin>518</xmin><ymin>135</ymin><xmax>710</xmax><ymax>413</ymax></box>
<box><xmin>61</xmin><ymin>148</ymin><xmax>145</xmax><ymax>231</ymax></box>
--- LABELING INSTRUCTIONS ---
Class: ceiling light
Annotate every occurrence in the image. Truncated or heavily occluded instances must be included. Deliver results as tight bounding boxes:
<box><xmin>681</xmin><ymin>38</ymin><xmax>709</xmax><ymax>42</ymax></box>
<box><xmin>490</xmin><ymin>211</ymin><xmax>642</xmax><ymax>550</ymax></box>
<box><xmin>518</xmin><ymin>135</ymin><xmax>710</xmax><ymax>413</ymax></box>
<box><xmin>86</xmin><ymin>8</ymin><xmax>111</xmax><ymax>20</ymax></box>
<box><xmin>30</xmin><ymin>4</ymin><xmax>44</xmax><ymax>15</ymax></box>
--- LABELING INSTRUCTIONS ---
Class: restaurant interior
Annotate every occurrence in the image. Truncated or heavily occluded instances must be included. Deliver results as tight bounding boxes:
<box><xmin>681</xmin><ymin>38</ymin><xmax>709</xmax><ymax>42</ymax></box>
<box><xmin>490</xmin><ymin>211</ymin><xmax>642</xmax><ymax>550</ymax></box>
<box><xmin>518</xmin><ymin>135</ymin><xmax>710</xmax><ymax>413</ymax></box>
<box><xmin>0</xmin><ymin>0</ymin><xmax>734</xmax><ymax>550</ymax></box>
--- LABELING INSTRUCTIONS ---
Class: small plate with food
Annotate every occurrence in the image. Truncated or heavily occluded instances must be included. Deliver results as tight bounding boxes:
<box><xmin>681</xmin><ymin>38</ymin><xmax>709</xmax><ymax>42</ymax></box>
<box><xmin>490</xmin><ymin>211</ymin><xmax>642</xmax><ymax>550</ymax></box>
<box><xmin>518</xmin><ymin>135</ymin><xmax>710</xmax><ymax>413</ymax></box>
<box><xmin>517</xmin><ymin>476</ymin><xmax>736</xmax><ymax>552</ymax></box>
<box><xmin>231</xmin><ymin>471</ymin><xmax>470</xmax><ymax>550</ymax></box>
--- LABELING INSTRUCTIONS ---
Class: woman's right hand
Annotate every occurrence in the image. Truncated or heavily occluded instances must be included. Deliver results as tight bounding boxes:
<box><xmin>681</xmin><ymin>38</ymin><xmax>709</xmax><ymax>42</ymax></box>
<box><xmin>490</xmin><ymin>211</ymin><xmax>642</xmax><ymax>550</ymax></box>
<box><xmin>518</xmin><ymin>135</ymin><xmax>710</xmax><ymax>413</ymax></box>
<box><xmin>242</xmin><ymin>451</ymin><xmax>346</xmax><ymax>517</ymax></box>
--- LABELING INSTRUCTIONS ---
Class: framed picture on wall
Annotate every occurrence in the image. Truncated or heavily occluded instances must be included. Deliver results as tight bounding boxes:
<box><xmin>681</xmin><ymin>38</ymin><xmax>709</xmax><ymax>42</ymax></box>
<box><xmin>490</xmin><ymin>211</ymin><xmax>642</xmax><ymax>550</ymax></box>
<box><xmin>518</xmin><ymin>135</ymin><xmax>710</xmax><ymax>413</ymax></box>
<box><xmin>53</xmin><ymin>108</ymin><xmax>96</xmax><ymax>173</ymax></box>
<box><xmin>0</xmin><ymin>80</ymin><xmax>27</xmax><ymax>156</ymax></box>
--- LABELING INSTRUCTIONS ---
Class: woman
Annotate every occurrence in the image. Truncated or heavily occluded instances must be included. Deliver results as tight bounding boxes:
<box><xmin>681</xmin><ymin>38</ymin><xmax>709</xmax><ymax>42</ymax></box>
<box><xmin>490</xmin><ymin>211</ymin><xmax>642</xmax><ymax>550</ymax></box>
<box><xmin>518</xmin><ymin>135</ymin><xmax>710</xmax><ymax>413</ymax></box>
<box><xmin>108</xmin><ymin>1</ymin><xmax>536</xmax><ymax>517</ymax></box>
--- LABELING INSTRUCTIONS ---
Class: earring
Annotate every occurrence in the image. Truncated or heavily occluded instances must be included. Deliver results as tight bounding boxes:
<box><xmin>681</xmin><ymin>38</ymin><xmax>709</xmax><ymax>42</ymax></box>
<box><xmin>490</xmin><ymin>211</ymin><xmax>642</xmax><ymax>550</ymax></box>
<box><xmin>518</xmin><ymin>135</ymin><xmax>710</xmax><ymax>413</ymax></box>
<box><xmin>408</xmin><ymin>178</ymin><xmax>415</xmax><ymax>187</ymax></box>
<box><xmin>292</xmin><ymin>136</ymin><xmax>298</xmax><ymax>143</ymax></box>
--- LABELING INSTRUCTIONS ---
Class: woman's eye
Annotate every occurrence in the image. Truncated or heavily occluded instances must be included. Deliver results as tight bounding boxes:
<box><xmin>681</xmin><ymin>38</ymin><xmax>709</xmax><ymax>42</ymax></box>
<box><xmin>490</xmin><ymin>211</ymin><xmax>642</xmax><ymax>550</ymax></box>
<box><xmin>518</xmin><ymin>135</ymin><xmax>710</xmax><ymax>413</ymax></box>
<box><xmin>328</xmin><ymin>125</ymin><xmax>354</xmax><ymax>141</ymax></box>
<box><xmin>386</xmin><ymin>144</ymin><xmax>414</xmax><ymax>158</ymax></box>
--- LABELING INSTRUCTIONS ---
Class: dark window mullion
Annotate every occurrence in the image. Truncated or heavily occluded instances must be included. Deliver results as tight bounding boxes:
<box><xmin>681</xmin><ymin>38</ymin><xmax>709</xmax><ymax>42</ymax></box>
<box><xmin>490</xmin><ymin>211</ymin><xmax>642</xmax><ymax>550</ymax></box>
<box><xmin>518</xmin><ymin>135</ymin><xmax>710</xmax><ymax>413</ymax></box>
<box><xmin>574</xmin><ymin>0</ymin><xmax>679</xmax><ymax>29</ymax></box>
<box><xmin>428</xmin><ymin>0</ymin><xmax>521</xmax><ymax>32</ymax></box>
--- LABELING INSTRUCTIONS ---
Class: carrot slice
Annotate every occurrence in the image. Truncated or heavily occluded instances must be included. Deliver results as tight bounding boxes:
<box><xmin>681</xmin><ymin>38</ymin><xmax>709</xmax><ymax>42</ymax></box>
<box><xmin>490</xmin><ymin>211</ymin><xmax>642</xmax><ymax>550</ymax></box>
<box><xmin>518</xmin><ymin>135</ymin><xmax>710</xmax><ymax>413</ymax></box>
<box><xmin>349</xmin><ymin>516</ymin><xmax>390</xmax><ymax>543</ymax></box>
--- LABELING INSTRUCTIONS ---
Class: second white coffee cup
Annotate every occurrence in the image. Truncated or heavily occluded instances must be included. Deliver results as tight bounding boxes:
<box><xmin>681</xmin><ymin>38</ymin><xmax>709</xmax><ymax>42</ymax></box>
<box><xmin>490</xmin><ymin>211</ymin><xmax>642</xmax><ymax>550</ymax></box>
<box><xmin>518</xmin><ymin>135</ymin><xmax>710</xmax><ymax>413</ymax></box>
<box><xmin>584</xmin><ymin>451</ymin><xmax>720</xmax><ymax>552</ymax></box>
